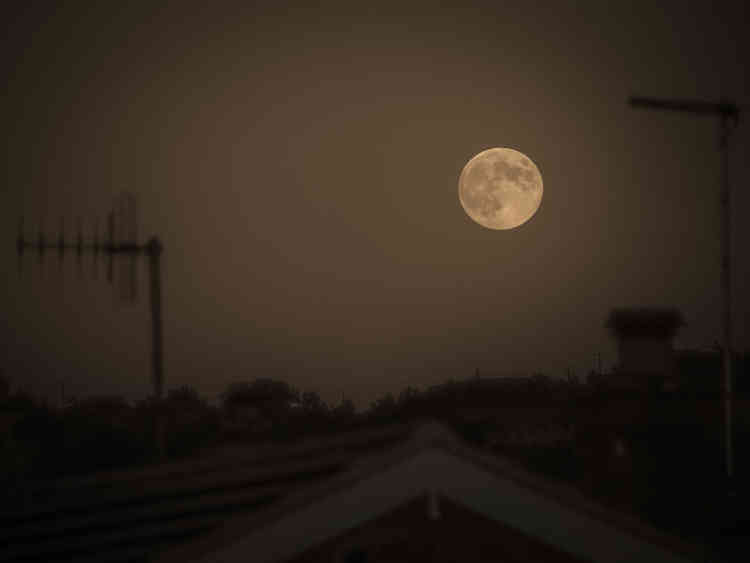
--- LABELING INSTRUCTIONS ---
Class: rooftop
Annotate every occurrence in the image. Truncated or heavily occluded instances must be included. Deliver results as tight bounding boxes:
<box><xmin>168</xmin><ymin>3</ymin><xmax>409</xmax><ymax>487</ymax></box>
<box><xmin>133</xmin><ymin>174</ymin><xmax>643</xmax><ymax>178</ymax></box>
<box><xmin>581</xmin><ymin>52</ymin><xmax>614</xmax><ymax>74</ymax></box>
<box><xmin>0</xmin><ymin>418</ymin><xmax>712</xmax><ymax>563</ymax></box>
<box><xmin>606</xmin><ymin>308</ymin><xmax>685</xmax><ymax>339</ymax></box>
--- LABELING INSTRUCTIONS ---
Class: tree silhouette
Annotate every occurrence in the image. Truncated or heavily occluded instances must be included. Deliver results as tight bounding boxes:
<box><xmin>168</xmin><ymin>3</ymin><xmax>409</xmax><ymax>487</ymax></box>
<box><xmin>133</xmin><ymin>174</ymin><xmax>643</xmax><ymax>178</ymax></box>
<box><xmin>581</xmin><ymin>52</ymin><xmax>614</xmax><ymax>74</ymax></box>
<box><xmin>397</xmin><ymin>386</ymin><xmax>419</xmax><ymax>406</ymax></box>
<box><xmin>0</xmin><ymin>369</ymin><xmax>10</xmax><ymax>400</ymax></box>
<box><xmin>221</xmin><ymin>378</ymin><xmax>299</xmax><ymax>410</ymax></box>
<box><xmin>219</xmin><ymin>378</ymin><xmax>301</xmax><ymax>439</ymax></box>
<box><xmin>368</xmin><ymin>392</ymin><xmax>396</xmax><ymax>419</ymax></box>
<box><xmin>300</xmin><ymin>390</ymin><xmax>328</xmax><ymax>415</ymax></box>
<box><xmin>332</xmin><ymin>398</ymin><xmax>356</xmax><ymax>419</ymax></box>
<box><xmin>167</xmin><ymin>384</ymin><xmax>203</xmax><ymax>404</ymax></box>
<box><xmin>158</xmin><ymin>385</ymin><xmax>220</xmax><ymax>457</ymax></box>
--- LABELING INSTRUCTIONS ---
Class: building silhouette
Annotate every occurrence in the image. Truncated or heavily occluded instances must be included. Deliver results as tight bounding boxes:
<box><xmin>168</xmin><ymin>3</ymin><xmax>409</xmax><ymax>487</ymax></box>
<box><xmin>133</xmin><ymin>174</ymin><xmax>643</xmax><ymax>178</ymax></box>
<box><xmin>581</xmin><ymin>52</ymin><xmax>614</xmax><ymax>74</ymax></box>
<box><xmin>604</xmin><ymin>308</ymin><xmax>684</xmax><ymax>392</ymax></box>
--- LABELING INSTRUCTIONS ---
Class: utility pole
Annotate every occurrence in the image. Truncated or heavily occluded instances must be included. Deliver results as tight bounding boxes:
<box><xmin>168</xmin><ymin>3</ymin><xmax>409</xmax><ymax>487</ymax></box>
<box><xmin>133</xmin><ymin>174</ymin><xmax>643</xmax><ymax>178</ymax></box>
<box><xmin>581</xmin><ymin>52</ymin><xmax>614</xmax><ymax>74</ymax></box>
<box><xmin>628</xmin><ymin>96</ymin><xmax>741</xmax><ymax>492</ymax></box>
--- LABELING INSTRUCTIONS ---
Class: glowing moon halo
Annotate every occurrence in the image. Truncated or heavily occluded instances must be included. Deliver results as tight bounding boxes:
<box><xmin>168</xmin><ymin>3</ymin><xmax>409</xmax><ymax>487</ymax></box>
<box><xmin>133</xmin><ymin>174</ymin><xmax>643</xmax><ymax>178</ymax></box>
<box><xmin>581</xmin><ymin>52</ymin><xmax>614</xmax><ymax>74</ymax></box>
<box><xmin>458</xmin><ymin>147</ymin><xmax>543</xmax><ymax>230</ymax></box>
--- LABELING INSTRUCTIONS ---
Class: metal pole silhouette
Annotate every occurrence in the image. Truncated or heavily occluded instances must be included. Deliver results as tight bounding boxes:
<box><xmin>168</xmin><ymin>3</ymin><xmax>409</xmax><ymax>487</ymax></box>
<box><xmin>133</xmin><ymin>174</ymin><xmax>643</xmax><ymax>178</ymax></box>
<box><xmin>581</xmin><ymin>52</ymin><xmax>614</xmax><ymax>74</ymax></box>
<box><xmin>147</xmin><ymin>237</ymin><xmax>164</xmax><ymax>399</ymax></box>
<box><xmin>628</xmin><ymin>96</ymin><xmax>741</xmax><ymax>488</ymax></box>
<box><xmin>16</xmin><ymin>204</ymin><xmax>165</xmax><ymax>402</ymax></box>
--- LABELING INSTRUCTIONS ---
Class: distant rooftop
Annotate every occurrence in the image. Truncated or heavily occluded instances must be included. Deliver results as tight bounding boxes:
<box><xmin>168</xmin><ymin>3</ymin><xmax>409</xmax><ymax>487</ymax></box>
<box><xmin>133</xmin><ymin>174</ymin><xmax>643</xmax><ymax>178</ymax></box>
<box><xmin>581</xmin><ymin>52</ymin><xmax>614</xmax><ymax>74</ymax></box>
<box><xmin>606</xmin><ymin>308</ymin><xmax>684</xmax><ymax>339</ymax></box>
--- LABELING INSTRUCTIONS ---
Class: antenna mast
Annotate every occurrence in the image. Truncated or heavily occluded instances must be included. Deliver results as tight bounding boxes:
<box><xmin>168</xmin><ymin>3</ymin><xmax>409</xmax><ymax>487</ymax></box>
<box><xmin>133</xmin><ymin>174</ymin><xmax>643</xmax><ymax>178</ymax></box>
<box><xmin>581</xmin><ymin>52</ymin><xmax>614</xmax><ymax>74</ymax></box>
<box><xmin>16</xmin><ymin>194</ymin><xmax>165</xmax><ymax>401</ymax></box>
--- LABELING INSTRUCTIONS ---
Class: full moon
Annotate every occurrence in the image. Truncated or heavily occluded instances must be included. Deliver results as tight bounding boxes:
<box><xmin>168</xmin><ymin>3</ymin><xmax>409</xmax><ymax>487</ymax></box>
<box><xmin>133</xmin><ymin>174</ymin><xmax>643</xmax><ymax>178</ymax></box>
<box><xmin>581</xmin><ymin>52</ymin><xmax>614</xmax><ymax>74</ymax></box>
<box><xmin>458</xmin><ymin>147</ymin><xmax>543</xmax><ymax>230</ymax></box>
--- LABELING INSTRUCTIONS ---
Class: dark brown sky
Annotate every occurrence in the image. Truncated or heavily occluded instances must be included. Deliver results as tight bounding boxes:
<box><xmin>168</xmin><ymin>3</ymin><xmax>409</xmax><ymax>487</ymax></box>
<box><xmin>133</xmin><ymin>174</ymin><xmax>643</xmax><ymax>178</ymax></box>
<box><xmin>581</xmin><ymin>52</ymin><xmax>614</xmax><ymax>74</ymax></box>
<box><xmin>3</xmin><ymin>1</ymin><xmax>749</xmax><ymax>409</ymax></box>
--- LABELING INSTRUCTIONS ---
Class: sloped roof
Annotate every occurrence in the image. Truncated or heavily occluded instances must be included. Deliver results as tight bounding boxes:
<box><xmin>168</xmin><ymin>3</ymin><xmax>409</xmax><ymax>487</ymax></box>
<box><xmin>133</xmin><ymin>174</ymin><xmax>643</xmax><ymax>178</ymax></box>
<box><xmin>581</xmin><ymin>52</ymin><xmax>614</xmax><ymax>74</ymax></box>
<box><xmin>152</xmin><ymin>420</ymin><xmax>709</xmax><ymax>563</ymax></box>
<box><xmin>1</xmin><ymin>419</ymin><xmax>711</xmax><ymax>563</ymax></box>
<box><xmin>0</xmin><ymin>422</ymin><xmax>413</xmax><ymax>563</ymax></box>
<box><xmin>289</xmin><ymin>491</ymin><xmax>589</xmax><ymax>563</ymax></box>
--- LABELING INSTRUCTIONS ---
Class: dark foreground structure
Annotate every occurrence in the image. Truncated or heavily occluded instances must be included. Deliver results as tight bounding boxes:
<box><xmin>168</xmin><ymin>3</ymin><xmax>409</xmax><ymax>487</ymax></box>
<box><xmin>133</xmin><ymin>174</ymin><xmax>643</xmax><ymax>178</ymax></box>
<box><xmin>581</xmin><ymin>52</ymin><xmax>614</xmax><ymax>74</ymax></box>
<box><xmin>2</xmin><ymin>307</ymin><xmax>747</xmax><ymax>561</ymax></box>
<box><xmin>0</xmin><ymin>419</ymin><xmax>708</xmax><ymax>563</ymax></box>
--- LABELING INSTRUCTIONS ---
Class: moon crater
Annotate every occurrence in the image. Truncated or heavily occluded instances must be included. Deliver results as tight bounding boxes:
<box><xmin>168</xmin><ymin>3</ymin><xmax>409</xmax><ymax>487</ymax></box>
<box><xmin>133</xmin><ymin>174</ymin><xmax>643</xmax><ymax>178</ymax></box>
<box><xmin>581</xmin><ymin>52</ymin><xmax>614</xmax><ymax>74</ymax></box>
<box><xmin>458</xmin><ymin>147</ymin><xmax>543</xmax><ymax>230</ymax></box>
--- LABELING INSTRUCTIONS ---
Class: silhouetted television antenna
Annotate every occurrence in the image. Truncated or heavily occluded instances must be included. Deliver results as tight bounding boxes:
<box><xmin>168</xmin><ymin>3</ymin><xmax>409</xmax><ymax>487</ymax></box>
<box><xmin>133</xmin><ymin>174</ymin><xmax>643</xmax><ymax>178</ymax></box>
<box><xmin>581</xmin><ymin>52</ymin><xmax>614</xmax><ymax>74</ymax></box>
<box><xmin>628</xmin><ymin>96</ymin><xmax>741</xmax><ymax>490</ymax></box>
<box><xmin>17</xmin><ymin>193</ymin><xmax>165</xmax><ymax>400</ymax></box>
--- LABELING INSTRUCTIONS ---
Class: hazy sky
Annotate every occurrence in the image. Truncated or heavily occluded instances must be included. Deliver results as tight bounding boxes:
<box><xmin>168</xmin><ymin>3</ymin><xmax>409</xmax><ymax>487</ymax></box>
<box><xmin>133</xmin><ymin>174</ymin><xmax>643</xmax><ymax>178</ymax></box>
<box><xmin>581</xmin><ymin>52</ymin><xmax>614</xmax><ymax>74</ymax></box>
<box><xmin>3</xmin><ymin>1</ymin><xmax>749</xmax><ymax>410</ymax></box>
